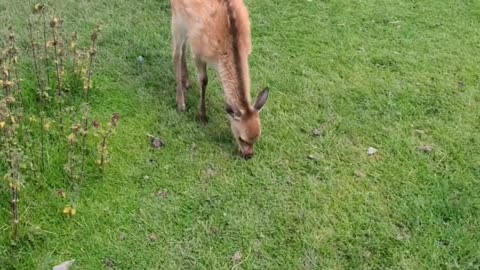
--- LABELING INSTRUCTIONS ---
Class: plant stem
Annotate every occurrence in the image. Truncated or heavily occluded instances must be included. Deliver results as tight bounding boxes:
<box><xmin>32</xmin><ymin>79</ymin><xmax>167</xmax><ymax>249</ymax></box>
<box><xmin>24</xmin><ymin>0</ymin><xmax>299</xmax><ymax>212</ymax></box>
<box><xmin>11</xmin><ymin>183</ymin><xmax>19</xmax><ymax>240</ymax></box>
<box><xmin>28</xmin><ymin>17</ymin><xmax>42</xmax><ymax>92</ymax></box>
<box><xmin>71</xmin><ymin>32</ymin><xmax>77</xmax><ymax>77</ymax></box>
<box><xmin>51</xmin><ymin>23</ymin><xmax>64</xmax><ymax>130</ymax></box>
<box><xmin>79</xmin><ymin>27</ymin><xmax>99</xmax><ymax>182</ymax></box>
<box><xmin>100</xmin><ymin>135</ymin><xmax>106</xmax><ymax>170</ymax></box>
<box><xmin>28</xmin><ymin>16</ymin><xmax>45</xmax><ymax>173</ymax></box>
<box><xmin>7</xmin><ymin>28</ymin><xmax>23</xmax><ymax>109</ymax></box>
<box><xmin>41</xmin><ymin>9</ymin><xmax>50</xmax><ymax>88</ymax></box>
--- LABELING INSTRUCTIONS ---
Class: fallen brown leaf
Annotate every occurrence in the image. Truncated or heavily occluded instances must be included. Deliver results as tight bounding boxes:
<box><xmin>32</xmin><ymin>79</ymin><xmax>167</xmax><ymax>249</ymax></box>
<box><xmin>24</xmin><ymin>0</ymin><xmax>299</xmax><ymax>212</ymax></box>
<box><xmin>57</xmin><ymin>190</ymin><xmax>66</xmax><ymax>199</ymax></box>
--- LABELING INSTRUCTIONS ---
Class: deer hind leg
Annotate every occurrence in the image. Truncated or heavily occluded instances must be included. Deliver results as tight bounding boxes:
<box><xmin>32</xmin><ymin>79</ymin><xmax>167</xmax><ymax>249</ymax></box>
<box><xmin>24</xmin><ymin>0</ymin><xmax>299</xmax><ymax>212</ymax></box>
<box><xmin>195</xmin><ymin>57</ymin><xmax>208</xmax><ymax>123</ymax></box>
<box><xmin>172</xmin><ymin>16</ymin><xmax>187</xmax><ymax>112</ymax></box>
<box><xmin>181</xmin><ymin>43</ymin><xmax>191</xmax><ymax>91</ymax></box>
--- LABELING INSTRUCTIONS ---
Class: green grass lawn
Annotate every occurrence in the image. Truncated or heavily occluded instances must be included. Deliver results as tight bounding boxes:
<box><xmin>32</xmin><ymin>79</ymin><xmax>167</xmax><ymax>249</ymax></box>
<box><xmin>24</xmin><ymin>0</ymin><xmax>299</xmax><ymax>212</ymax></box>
<box><xmin>1</xmin><ymin>0</ymin><xmax>480</xmax><ymax>269</ymax></box>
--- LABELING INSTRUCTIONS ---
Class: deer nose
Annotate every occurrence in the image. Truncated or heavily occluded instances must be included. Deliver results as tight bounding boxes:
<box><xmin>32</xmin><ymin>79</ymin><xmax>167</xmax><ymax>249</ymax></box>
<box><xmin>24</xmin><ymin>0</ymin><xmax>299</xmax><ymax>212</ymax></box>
<box><xmin>242</xmin><ymin>152</ymin><xmax>254</xmax><ymax>159</ymax></box>
<box><xmin>241</xmin><ymin>147</ymin><xmax>254</xmax><ymax>159</ymax></box>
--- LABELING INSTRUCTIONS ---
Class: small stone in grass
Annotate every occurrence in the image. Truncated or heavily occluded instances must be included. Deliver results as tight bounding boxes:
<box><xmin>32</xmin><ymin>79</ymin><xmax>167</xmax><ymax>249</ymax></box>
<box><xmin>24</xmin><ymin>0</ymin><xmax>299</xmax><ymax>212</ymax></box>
<box><xmin>354</xmin><ymin>170</ymin><xmax>366</xmax><ymax>178</ymax></box>
<box><xmin>312</xmin><ymin>127</ymin><xmax>325</xmax><ymax>137</ymax></box>
<box><xmin>149</xmin><ymin>234</ymin><xmax>158</xmax><ymax>242</ymax></box>
<box><xmin>232</xmin><ymin>251</ymin><xmax>243</xmax><ymax>264</ymax></box>
<box><xmin>53</xmin><ymin>260</ymin><xmax>75</xmax><ymax>270</ymax></box>
<box><xmin>307</xmin><ymin>155</ymin><xmax>319</xmax><ymax>161</ymax></box>
<box><xmin>418</xmin><ymin>144</ymin><xmax>433</xmax><ymax>153</ymax></box>
<box><xmin>151</xmin><ymin>137</ymin><xmax>165</xmax><ymax>149</ymax></box>
<box><xmin>209</xmin><ymin>225</ymin><xmax>220</xmax><ymax>236</ymax></box>
<box><xmin>367</xmin><ymin>147</ymin><xmax>378</xmax><ymax>156</ymax></box>
<box><xmin>156</xmin><ymin>189</ymin><xmax>168</xmax><ymax>198</ymax></box>
<box><xmin>104</xmin><ymin>258</ymin><xmax>116</xmax><ymax>269</ymax></box>
<box><xmin>119</xmin><ymin>232</ymin><xmax>128</xmax><ymax>241</ymax></box>
<box><xmin>137</xmin><ymin>55</ymin><xmax>145</xmax><ymax>65</ymax></box>
<box><xmin>204</xmin><ymin>166</ymin><xmax>216</xmax><ymax>179</ymax></box>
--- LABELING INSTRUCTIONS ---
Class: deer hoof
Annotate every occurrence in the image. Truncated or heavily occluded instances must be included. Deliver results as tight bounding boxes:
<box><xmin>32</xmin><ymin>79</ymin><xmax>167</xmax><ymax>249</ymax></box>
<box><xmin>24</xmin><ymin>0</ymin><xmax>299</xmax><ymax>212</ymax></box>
<box><xmin>177</xmin><ymin>103</ymin><xmax>186</xmax><ymax>112</ymax></box>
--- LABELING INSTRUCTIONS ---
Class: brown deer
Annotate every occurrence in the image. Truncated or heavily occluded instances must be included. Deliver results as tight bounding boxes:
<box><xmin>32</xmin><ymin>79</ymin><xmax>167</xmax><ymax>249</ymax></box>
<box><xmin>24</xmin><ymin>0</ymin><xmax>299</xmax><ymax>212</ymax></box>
<box><xmin>170</xmin><ymin>0</ymin><xmax>269</xmax><ymax>159</ymax></box>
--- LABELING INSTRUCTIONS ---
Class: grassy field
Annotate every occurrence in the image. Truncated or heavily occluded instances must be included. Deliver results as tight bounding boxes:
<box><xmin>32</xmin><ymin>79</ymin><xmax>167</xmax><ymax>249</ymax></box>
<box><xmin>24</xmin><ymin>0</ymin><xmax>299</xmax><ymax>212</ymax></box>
<box><xmin>1</xmin><ymin>0</ymin><xmax>480</xmax><ymax>269</ymax></box>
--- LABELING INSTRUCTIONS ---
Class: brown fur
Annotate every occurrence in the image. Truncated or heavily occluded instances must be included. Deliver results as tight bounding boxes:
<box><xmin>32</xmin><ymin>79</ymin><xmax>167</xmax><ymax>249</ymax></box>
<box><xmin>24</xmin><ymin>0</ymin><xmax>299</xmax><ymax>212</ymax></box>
<box><xmin>170</xmin><ymin>0</ymin><xmax>269</xmax><ymax>158</ymax></box>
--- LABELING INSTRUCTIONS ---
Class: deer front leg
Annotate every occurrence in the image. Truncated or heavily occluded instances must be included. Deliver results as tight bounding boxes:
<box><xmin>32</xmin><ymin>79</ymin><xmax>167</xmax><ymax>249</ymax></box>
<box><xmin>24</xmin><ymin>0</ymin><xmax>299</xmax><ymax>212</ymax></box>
<box><xmin>181</xmin><ymin>43</ymin><xmax>191</xmax><ymax>92</ymax></box>
<box><xmin>174</xmin><ymin>43</ymin><xmax>186</xmax><ymax>112</ymax></box>
<box><xmin>195</xmin><ymin>57</ymin><xmax>208</xmax><ymax>123</ymax></box>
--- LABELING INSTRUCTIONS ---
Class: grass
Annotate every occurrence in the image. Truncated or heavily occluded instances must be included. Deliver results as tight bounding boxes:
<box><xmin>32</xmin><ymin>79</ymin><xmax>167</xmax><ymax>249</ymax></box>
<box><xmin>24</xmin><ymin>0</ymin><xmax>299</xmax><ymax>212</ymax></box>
<box><xmin>1</xmin><ymin>0</ymin><xmax>480</xmax><ymax>269</ymax></box>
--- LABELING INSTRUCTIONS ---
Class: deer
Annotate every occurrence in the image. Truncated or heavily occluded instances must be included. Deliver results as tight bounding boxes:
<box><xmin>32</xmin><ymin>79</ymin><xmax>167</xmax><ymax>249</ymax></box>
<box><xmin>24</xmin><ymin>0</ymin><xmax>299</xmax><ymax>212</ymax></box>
<box><xmin>170</xmin><ymin>0</ymin><xmax>269</xmax><ymax>159</ymax></box>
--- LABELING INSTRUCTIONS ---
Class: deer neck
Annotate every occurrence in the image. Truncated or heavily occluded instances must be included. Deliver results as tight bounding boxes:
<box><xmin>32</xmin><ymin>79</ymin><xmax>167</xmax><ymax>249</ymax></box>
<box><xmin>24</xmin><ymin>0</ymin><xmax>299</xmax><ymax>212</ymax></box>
<box><xmin>218</xmin><ymin>54</ymin><xmax>251</xmax><ymax>113</ymax></box>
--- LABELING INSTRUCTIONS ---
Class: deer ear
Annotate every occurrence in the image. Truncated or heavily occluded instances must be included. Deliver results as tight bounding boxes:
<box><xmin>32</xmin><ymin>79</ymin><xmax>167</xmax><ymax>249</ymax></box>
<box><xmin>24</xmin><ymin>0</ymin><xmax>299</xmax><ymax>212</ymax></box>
<box><xmin>254</xmin><ymin>87</ymin><xmax>269</xmax><ymax>112</ymax></box>
<box><xmin>226</xmin><ymin>103</ymin><xmax>242</xmax><ymax>120</ymax></box>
